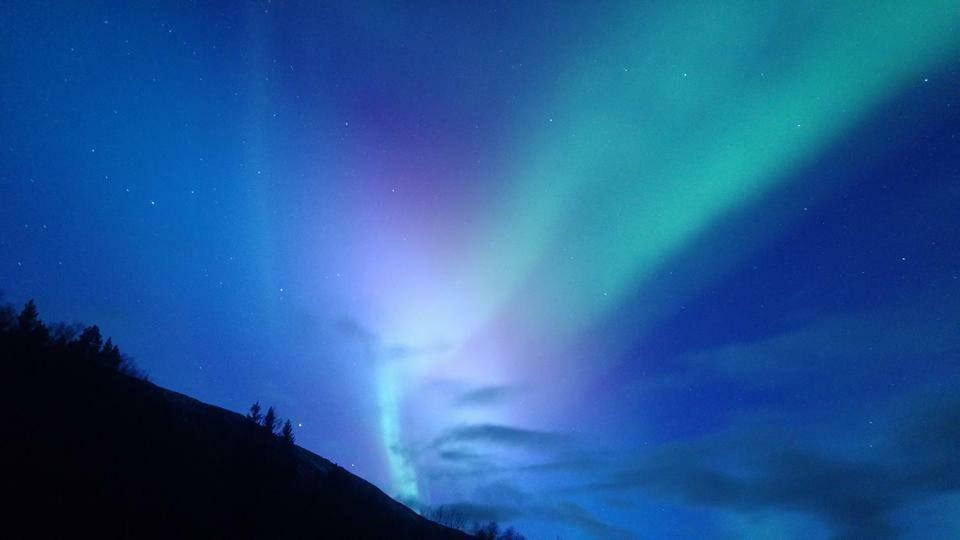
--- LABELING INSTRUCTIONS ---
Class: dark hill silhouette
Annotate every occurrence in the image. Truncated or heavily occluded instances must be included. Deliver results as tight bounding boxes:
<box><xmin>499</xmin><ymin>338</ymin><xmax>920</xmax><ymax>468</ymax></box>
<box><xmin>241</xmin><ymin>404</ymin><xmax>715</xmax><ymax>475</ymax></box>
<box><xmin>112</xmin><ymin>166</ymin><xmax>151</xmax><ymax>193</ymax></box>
<box><xmin>2</xmin><ymin>300</ymin><xmax>471</xmax><ymax>539</ymax></box>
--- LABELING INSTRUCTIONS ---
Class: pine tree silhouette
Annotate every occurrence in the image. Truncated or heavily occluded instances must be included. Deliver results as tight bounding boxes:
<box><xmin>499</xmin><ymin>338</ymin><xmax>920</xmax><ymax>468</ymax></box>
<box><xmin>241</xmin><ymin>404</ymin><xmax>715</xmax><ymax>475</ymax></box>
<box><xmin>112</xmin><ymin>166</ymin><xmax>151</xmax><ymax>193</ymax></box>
<box><xmin>17</xmin><ymin>299</ymin><xmax>48</xmax><ymax>341</ymax></box>
<box><xmin>280</xmin><ymin>420</ymin><xmax>295</xmax><ymax>445</ymax></box>
<box><xmin>263</xmin><ymin>406</ymin><xmax>278</xmax><ymax>435</ymax></box>
<box><xmin>101</xmin><ymin>338</ymin><xmax>122</xmax><ymax>369</ymax></box>
<box><xmin>247</xmin><ymin>402</ymin><xmax>263</xmax><ymax>424</ymax></box>
<box><xmin>74</xmin><ymin>325</ymin><xmax>103</xmax><ymax>359</ymax></box>
<box><xmin>17</xmin><ymin>300</ymin><xmax>39</xmax><ymax>330</ymax></box>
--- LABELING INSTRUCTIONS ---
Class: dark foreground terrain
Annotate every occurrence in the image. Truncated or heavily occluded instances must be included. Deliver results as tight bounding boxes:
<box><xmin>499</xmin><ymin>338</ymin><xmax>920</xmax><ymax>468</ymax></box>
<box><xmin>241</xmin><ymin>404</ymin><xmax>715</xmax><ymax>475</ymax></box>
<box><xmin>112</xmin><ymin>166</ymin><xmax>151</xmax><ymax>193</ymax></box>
<box><xmin>2</xmin><ymin>301</ymin><xmax>469</xmax><ymax>539</ymax></box>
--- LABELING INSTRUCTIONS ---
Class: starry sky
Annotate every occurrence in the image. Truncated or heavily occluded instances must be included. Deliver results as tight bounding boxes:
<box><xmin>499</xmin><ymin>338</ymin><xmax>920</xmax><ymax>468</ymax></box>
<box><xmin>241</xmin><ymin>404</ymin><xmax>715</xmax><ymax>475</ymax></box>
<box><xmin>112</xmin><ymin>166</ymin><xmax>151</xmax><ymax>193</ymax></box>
<box><xmin>2</xmin><ymin>1</ymin><xmax>960</xmax><ymax>538</ymax></box>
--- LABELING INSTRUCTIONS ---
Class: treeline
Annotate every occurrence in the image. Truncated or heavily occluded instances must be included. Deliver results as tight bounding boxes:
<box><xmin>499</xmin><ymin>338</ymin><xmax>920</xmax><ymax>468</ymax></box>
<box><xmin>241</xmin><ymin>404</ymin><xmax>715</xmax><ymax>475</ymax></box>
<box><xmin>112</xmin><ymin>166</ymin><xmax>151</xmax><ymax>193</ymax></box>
<box><xmin>2</xmin><ymin>297</ymin><xmax>307</xmax><ymax>536</ymax></box>
<box><xmin>247</xmin><ymin>401</ymin><xmax>296</xmax><ymax>445</ymax></box>
<box><xmin>2</xmin><ymin>297</ymin><xmax>310</xmax><ymax>535</ymax></box>
<box><xmin>2</xmin><ymin>297</ymin><xmax>467</xmax><ymax>538</ymax></box>
<box><xmin>1</xmin><ymin>299</ymin><xmax>146</xmax><ymax>379</ymax></box>
<box><xmin>426</xmin><ymin>506</ymin><xmax>526</xmax><ymax>540</ymax></box>
<box><xmin>1</xmin><ymin>298</ymin><xmax>295</xmax><ymax>446</ymax></box>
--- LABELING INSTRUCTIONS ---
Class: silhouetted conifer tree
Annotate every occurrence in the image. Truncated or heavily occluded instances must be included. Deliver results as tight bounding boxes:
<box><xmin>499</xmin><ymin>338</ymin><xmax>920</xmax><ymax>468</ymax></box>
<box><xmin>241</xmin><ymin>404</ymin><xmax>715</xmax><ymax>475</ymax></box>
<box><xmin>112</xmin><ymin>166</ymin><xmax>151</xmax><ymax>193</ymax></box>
<box><xmin>17</xmin><ymin>299</ymin><xmax>40</xmax><ymax>331</ymax></box>
<box><xmin>499</xmin><ymin>527</ymin><xmax>525</xmax><ymax>540</ymax></box>
<box><xmin>101</xmin><ymin>338</ymin><xmax>122</xmax><ymax>370</ymax></box>
<box><xmin>17</xmin><ymin>299</ymin><xmax>48</xmax><ymax>341</ymax></box>
<box><xmin>263</xmin><ymin>406</ymin><xmax>278</xmax><ymax>435</ymax></box>
<box><xmin>474</xmin><ymin>522</ymin><xmax>500</xmax><ymax>540</ymax></box>
<box><xmin>74</xmin><ymin>325</ymin><xmax>103</xmax><ymax>359</ymax></box>
<box><xmin>280</xmin><ymin>420</ymin><xmax>295</xmax><ymax>445</ymax></box>
<box><xmin>472</xmin><ymin>522</ymin><xmax>524</xmax><ymax>540</ymax></box>
<box><xmin>247</xmin><ymin>402</ymin><xmax>263</xmax><ymax>424</ymax></box>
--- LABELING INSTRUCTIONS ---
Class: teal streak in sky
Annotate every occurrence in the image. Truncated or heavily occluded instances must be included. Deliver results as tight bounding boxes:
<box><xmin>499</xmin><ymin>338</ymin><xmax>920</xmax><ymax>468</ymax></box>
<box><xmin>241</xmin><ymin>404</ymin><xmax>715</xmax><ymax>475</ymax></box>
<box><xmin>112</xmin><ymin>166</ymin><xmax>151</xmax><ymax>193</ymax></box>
<box><xmin>458</xmin><ymin>1</ymin><xmax>960</xmax><ymax>341</ymax></box>
<box><xmin>344</xmin><ymin>0</ymin><xmax>960</xmax><ymax>508</ymax></box>
<box><xmin>377</xmin><ymin>360</ymin><xmax>419</xmax><ymax>503</ymax></box>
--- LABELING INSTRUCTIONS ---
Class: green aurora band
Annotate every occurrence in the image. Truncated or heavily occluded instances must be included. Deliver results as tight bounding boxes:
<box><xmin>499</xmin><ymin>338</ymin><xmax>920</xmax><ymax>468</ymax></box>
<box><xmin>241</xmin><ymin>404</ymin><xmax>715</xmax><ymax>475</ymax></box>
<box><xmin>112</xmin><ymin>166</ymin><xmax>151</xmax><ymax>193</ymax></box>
<box><xmin>462</xmin><ymin>1</ymin><xmax>960</xmax><ymax>338</ymax></box>
<box><xmin>380</xmin><ymin>1</ymin><xmax>960</xmax><ymax>501</ymax></box>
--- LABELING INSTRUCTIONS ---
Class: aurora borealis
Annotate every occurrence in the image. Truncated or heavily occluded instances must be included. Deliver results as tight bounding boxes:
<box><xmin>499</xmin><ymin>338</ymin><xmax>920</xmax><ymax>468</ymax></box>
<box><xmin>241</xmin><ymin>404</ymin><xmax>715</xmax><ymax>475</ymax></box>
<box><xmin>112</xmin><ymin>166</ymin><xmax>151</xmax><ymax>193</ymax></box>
<box><xmin>3</xmin><ymin>1</ymin><xmax>960</xmax><ymax>537</ymax></box>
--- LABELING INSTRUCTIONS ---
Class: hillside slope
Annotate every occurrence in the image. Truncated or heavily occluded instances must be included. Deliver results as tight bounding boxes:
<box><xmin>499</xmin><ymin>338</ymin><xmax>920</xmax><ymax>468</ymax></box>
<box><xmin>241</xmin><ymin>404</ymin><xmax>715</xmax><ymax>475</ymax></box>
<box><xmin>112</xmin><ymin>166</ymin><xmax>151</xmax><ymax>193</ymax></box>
<box><xmin>2</xmin><ymin>308</ymin><xmax>469</xmax><ymax>539</ymax></box>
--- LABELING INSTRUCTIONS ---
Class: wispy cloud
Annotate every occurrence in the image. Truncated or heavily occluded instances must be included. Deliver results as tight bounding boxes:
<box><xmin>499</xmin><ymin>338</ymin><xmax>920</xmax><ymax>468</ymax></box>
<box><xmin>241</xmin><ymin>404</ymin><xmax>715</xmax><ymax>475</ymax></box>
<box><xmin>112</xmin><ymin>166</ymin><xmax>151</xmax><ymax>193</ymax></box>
<box><xmin>437</xmin><ymin>448</ymin><xmax>488</xmax><ymax>463</ymax></box>
<box><xmin>431</xmin><ymin>423</ymin><xmax>569</xmax><ymax>450</ymax></box>
<box><xmin>572</xmin><ymin>393</ymin><xmax>960</xmax><ymax>538</ymax></box>
<box><xmin>466</xmin><ymin>500</ymin><xmax>631</xmax><ymax>539</ymax></box>
<box><xmin>433</xmin><ymin>485</ymin><xmax>632</xmax><ymax>539</ymax></box>
<box><xmin>683</xmin><ymin>309</ymin><xmax>959</xmax><ymax>385</ymax></box>
<box><xmin>334</xmin><ymin>317</ymin><xmax>449</xmax><ymax>361</ymax></box>
<box><xmin>454</xmin><ymin>385</ymin><xmax>521</xmax><ymax>407</ymax></box>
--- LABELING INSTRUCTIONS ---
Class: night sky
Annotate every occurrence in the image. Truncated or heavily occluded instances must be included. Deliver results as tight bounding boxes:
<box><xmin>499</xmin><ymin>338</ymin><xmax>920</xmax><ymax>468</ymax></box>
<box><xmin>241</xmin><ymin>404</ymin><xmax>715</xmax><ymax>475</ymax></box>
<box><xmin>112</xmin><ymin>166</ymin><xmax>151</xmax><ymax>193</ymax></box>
<box><xmin>3</xmin><ymin>1</ymin><xmax>960</xmax><ymax>538</ymax></box>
